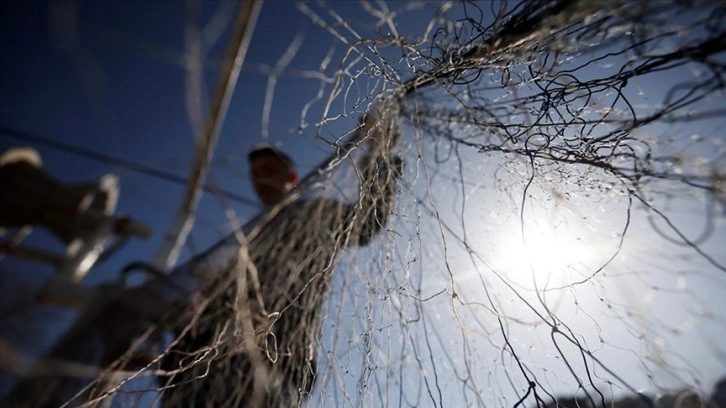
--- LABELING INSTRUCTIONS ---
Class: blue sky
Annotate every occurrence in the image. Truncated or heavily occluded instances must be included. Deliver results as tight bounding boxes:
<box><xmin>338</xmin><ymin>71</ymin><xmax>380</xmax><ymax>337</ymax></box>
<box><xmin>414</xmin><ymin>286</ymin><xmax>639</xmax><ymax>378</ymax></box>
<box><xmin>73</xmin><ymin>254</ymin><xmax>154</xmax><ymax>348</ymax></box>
<box><xmin>0</xmin><ymin>0</ymin><xmax>363</xmax><ymax>279</ymax></box>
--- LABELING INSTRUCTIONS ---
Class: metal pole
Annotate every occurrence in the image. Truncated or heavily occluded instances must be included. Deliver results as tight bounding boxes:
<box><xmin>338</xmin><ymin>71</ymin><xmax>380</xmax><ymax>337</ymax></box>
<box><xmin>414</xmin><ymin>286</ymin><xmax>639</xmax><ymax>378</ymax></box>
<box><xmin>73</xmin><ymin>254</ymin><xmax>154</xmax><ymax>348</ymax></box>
<box><xmin>153</xmin><ymin>0</ymin><xmax>263</xmax><ymax>271</ymax></box>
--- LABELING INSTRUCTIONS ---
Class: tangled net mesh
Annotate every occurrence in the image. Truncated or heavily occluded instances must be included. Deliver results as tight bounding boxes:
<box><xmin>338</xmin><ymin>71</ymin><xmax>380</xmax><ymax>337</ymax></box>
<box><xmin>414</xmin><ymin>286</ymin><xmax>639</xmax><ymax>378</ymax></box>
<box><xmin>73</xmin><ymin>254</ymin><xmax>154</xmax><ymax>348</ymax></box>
<box><xmin>2</xmin><ymin>0</ymin><xmax>725</xmax><ymax>407</ymax></box>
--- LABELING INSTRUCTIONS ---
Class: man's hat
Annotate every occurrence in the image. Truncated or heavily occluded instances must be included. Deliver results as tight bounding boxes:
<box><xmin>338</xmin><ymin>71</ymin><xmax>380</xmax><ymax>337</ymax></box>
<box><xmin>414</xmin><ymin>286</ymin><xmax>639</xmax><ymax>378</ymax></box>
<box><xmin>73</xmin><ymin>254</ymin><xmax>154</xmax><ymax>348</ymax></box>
<box><xmin>248</xmin><ymin>143</ymin><xmax>294</xmax><ymax>170</ymax></box>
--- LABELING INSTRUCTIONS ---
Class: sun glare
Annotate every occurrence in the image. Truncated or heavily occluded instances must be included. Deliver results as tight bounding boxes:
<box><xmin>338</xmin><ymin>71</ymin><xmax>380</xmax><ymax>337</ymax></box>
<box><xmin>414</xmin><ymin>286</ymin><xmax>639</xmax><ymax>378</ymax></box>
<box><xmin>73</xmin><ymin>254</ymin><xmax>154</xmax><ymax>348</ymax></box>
<box><xmin>492</xmin><ymin>219</ymin><xmax>602</xmax><ymax>289</ymax></box>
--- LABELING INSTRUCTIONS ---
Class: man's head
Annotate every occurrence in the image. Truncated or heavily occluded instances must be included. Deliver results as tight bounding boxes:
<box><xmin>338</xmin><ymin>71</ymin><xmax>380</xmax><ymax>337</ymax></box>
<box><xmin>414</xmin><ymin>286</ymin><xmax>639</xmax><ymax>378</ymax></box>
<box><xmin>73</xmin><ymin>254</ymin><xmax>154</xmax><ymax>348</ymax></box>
<box><xmin>248</xmin><ymin>145</ymin><xmax>298</xmax><ymax>207</ymax></box>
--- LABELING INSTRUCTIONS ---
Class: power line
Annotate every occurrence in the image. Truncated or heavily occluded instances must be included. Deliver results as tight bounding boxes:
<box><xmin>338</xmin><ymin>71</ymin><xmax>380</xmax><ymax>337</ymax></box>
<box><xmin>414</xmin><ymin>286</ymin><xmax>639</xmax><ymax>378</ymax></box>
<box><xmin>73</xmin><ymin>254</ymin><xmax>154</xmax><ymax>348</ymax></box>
<box><xmin>0</xmin><ymin>126</ymin><xmax>260</xmax><ymax>208</ymax></box>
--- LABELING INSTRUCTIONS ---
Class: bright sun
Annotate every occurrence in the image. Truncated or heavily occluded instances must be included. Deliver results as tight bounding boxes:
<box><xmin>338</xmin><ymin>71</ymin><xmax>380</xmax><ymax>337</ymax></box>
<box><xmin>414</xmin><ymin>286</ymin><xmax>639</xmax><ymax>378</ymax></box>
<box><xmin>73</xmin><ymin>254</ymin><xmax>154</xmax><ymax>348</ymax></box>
<box><xmin>492</xmin><ymin>218</ymin><xmax>602</xmax><ymax>289</ymax></box>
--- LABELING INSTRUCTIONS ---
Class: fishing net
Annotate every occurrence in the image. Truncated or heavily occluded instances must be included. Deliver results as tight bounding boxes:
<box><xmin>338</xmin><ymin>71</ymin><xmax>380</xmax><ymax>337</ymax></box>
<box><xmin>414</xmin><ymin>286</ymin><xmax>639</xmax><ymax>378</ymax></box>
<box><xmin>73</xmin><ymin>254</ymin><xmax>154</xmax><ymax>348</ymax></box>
<box><xmin>1</xmin><ymin>0</ymin><xmax>725</xmax><ymax>407</ymax></box>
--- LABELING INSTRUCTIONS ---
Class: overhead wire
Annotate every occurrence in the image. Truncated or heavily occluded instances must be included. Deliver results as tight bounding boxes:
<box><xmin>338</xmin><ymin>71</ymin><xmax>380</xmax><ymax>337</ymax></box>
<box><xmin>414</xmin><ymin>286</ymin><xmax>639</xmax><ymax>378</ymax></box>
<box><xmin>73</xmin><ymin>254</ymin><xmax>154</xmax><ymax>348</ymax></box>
<box><xmin>0</xmin><ymin>126</ymin><xmax>260</xmax><ymax>208</ymax></box>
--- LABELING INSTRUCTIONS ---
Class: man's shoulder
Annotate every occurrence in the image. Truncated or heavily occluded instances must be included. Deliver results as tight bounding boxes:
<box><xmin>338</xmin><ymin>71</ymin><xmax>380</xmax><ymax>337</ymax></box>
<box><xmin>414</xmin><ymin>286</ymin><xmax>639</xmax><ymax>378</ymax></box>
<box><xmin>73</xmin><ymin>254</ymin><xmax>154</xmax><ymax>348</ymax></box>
<box><xmin>279</xmin><ymin>196</ymin><xmax>345</xmax><ymax>214</ymax></box>
<box><xmin>257</xmin><ymin>196</ymin><xmax>350</xmax><ymax>234</ymax></box>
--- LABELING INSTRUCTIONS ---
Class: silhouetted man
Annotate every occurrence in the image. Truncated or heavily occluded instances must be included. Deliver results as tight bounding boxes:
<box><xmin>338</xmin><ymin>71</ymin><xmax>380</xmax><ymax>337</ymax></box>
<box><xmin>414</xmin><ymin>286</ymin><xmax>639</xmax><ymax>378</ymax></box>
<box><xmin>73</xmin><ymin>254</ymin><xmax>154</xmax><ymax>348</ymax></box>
<box><xmin>160</xmin><ymin>108</ymin><xmax>402</xmax><ymax>407</ymax></box>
